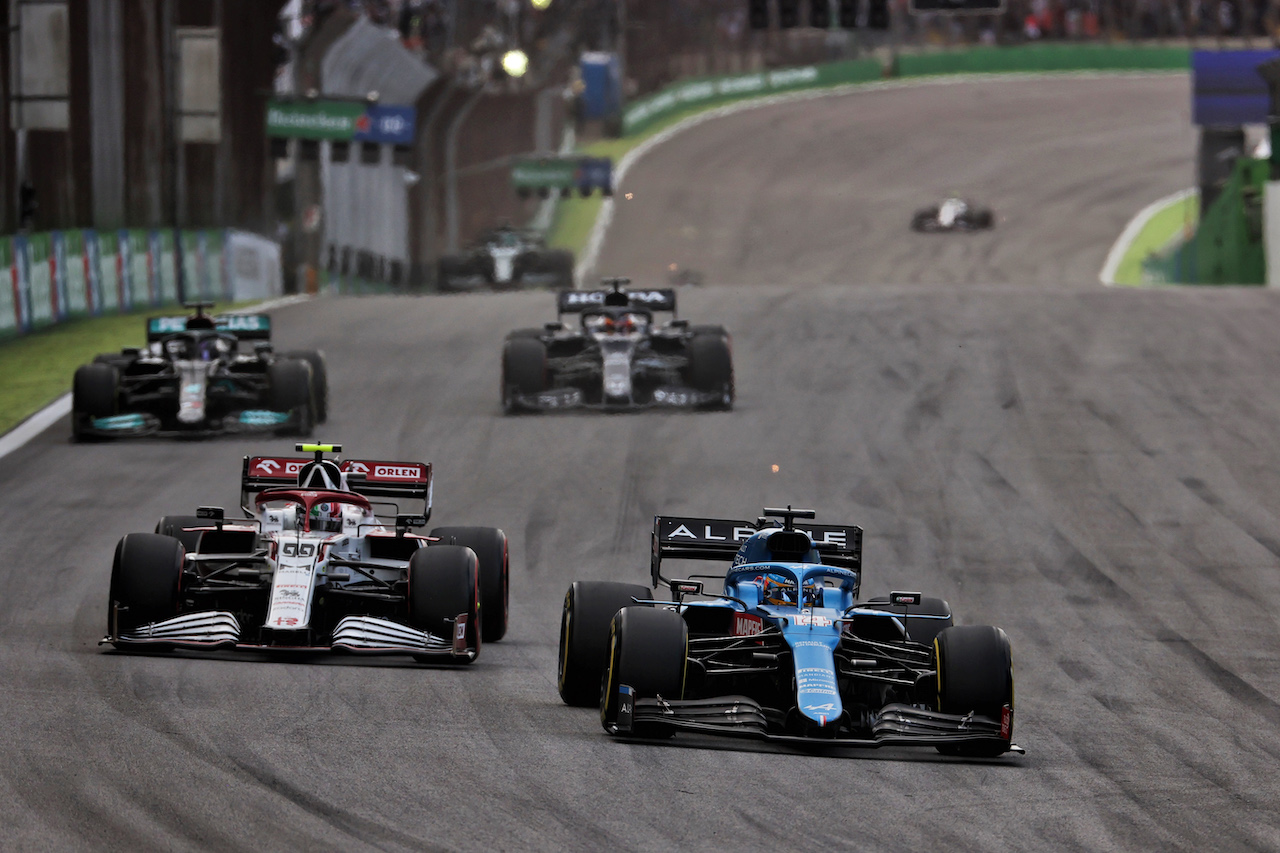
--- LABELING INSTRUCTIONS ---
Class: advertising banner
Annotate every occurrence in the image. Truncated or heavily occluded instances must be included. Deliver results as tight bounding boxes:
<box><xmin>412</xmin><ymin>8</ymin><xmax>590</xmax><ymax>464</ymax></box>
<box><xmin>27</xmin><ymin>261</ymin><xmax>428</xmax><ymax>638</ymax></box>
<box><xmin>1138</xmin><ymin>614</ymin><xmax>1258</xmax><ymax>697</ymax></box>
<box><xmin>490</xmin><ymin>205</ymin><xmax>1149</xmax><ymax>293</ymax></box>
<box><xmin>0</xmin><ymin>227</ymin><xmax>254</xmax><ymax>339</ymax></box>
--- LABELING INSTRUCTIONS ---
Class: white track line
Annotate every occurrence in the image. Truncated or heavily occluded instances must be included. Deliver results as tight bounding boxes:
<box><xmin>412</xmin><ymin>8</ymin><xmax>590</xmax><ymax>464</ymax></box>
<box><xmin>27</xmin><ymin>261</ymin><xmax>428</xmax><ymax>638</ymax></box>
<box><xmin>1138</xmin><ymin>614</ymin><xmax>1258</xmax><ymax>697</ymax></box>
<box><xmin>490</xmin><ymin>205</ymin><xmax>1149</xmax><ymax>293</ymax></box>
<box><xmin>1099</xmin><ymin>188</ymin><xmax>1197</xmax><ymax>286</ymax></box>
<box><xmin>0</xmin><ymin>293</ymin><xmax>313</xmax><ymax>458</ymax></box>
<box><xmin>578</xmin><ymin>69</ymin><xmax>1184</xmax><ymax>285</ymax></box>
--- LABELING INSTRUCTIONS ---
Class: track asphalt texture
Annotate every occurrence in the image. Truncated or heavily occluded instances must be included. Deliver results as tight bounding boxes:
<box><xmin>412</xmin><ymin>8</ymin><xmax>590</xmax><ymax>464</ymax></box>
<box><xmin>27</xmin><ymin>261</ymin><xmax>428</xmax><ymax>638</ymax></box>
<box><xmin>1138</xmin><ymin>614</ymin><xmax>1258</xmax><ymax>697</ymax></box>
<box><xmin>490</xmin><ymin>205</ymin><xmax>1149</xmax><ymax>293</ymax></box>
<box><xmin>6</xmin><ymin>75</ymin><xmax>1279</xmax><ymax>851</ymax></box>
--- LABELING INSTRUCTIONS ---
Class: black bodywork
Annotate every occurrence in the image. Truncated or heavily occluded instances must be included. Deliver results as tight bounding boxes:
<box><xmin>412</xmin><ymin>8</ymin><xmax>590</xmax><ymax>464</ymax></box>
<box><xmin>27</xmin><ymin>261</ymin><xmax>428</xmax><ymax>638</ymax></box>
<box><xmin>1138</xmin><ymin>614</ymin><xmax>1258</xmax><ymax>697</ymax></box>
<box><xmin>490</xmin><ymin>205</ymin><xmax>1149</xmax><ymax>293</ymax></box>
<box><xmin>501</xmin><ymin>278</ymin><xmax>734</xmax><ymax>413</ymax></box>
<box><xmin>71</xmin><ymin>306</ymin><xmax>317</xmax><ymax>439</ymax></box>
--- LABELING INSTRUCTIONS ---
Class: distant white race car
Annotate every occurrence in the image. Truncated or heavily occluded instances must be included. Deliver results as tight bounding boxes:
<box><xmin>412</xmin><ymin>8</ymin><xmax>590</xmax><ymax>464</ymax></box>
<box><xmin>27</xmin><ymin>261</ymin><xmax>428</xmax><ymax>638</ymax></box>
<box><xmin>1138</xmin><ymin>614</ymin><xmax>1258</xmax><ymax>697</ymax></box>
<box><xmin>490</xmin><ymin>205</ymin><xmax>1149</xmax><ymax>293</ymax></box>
<box><xmin>437</xmin><ymin>225</ymin><xmax>574</xmax><ymax>291</ymax></box>
<box><xmin>102</xmin><ymin>443</ymin><xmax>510</xmax><ymax>663</ymax></box>
<box><xmin>911</xmin><ymin>198</ymin><xmax>995</xmax><ymax>232</ymax></box>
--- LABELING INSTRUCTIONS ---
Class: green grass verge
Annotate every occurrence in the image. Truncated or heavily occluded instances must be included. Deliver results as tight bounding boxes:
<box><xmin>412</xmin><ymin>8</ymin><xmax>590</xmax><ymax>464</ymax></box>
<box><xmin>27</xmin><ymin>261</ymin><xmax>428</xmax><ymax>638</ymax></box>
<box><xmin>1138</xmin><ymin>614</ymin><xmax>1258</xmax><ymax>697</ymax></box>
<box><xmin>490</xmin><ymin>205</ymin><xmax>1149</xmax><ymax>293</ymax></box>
<box><xmin>0</xmin><ymin>301</ymin><xmax>251</xmax><ymax>436</ymax></box>
<box><xmin>546</xmin><ymin>105</ymin><xmax>751</xmax><ymax>256</ymax></box>
<box><xmin>1112</xmin><ymin>194</ymin><xmax>1198</xmax><ymax>286</ymax></box>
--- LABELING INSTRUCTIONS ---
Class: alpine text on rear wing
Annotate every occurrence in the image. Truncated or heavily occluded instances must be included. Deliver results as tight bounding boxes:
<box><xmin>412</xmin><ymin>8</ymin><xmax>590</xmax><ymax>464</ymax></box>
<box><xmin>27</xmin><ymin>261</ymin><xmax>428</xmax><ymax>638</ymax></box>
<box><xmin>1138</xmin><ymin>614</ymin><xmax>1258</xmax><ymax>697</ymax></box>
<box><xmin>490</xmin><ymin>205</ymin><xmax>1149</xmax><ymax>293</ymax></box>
<box><xmin>650</xmin><ymin>515</ymin><xmax>862</xmax><ymax>586</ymax></box>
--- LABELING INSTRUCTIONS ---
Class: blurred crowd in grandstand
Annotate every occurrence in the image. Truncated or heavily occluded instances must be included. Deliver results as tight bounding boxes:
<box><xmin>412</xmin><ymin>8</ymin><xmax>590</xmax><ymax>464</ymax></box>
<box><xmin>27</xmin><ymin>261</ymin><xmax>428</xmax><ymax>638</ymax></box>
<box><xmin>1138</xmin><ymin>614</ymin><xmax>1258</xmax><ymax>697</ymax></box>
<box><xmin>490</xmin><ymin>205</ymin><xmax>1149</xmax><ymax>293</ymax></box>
<box><xmin>283</xmin><ymin>0</ymin><xmax>1279</xmax><ymax>100</ymax></box>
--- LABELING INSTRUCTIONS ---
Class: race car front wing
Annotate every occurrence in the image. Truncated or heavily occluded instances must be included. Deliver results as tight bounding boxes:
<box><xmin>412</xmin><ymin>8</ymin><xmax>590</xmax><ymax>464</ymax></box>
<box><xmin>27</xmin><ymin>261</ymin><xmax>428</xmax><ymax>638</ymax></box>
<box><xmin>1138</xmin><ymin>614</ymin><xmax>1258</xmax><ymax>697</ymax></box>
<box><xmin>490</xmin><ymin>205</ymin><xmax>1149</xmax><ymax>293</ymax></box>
<box><xmin>508</xmin><ymin>385</ymin><xmax>726</xmax><ymax>412</ymax></box>
<box><xmin>102</xmin><ymin>611</ymin><xmax>475</xmax><ymax>661</ymax></box>
<box><xmin>608</xmin><ymin>686</ymin><xmax>1024</xmax><ymax>754</ymax></box>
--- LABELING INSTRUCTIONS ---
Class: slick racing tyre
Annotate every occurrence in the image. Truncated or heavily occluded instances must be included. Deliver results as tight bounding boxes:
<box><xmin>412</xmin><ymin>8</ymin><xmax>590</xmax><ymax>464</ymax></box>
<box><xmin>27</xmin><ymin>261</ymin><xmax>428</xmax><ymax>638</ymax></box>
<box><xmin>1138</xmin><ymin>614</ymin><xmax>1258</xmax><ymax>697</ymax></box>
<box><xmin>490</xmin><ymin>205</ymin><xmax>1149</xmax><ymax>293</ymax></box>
<box><xmin>863</xmin><ymin>596</ymin><xmax>953</xmax><ymax>646</ymax></box>
<box><xmin>436</xmin><ymin>255</ymin><xmax>475</xmax><ymax>292</ymax></box>
<box><xmin>601</xmin><ymin>606</ymin><xmax>687</xmax><ymax>736</ymax></box>
<box><xmin>558</xmin><ymin>581</ymin><xmax>651</xmax><ymax>707</ymax></box>
<box><xmin>544</xmin><ymin>249</ymin><xmax>576</xmax><ymax>289</ymax></box>
<box><xmin>429</xmin><ymin>526</ymin><xmax>509</xmax><ymax>643</ymax></box>
<box><xmin>107</xmin><ymin>533</ymin><xmax>184</xmax><ymax>637</ymax></box>
<box><xmin>267</xmin><ymin>358</ymin><xmax>314</xmax><ymax>436</ymax></box>
<box><xmin>934</xmin><ymin>625</ymin><xmax>1014</xmax><ymax>757</ymax></box>
<box><xmin>408</xmin><ymin>545</ymin><xmax>480</xmax><ymax>664</ymax></box>
<box><xmin>72</xmin><ymin>363</ymin><xmax>119</xmax><ymax>440</ymax></box>
<box><xmin>687</xmin><ymin>332</ymin><xmax>734</xmax><ymax>410</ymax></box>
<box><xmin>155</xmin><ymin>515</ymin><xmax>206</xmax><ymax>552</ymax></box>
<box><xmin>911</xmin><ymin>210</ymin><xmax>937</xmax><ymax>232</ymax></box>
<box><xmin>279</xmin><ymin>350</ymin><xmax>328</xmax><ymax>423</ymax></box>
<box><xmin>502</xmin><ymin>337</ymin><xmax>547</xmax><ymax>412</ymax></box>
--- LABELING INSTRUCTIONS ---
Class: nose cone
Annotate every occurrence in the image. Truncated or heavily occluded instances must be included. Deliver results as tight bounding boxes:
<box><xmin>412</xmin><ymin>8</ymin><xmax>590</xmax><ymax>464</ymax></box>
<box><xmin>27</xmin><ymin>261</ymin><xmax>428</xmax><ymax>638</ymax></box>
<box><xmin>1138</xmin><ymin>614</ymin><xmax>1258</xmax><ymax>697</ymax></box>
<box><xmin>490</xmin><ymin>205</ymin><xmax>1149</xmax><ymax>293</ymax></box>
<box><xmin>790</xmin><ymin>633</ymin><xmax>844</xmax><ymax>728</ymax></box>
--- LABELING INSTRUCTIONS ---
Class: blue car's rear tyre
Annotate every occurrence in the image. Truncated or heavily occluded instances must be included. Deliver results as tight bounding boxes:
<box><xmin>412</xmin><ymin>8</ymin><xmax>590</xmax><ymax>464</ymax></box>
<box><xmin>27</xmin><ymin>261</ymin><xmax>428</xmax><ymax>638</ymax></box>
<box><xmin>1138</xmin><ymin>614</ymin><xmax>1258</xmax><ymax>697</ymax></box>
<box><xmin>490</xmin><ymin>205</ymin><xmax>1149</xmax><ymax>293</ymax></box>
<box><xmin>558</xmin><ymin>581</ymin><xmax>651</xmax><ymax>707</ymax></box>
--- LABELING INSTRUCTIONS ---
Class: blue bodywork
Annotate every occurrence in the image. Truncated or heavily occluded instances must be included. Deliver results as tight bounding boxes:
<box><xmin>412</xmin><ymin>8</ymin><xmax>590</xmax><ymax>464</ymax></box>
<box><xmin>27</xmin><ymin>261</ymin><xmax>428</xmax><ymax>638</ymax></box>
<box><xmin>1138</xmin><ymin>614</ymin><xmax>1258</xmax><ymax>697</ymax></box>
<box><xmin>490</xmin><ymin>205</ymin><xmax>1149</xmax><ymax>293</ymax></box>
<box><xmin>601</xmin><ymin>512</ymin><xmax>1018</xmax><ymax>753</ymax></box>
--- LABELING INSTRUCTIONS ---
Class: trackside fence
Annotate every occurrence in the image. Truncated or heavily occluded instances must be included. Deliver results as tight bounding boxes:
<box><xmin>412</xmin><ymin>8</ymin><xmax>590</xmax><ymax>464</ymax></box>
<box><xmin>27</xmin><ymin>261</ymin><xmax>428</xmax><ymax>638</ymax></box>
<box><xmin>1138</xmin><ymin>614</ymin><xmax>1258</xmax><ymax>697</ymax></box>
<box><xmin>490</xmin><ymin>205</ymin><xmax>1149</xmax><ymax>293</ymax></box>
<box><xmin>0</xmin><ymin>229</ymin><xmax>284</xmax><ymax>339</ymax></box>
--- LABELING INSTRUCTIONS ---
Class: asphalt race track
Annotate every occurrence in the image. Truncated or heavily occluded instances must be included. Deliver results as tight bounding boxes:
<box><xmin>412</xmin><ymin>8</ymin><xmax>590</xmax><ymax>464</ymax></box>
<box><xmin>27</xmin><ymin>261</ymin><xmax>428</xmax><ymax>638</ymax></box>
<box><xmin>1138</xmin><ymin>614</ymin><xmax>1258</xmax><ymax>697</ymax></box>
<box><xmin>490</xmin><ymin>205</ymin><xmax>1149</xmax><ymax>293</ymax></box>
<box><xmin>6</xmin><ymin>75</ymin><xmax>1280</xmax><ymax>851</ymax></box>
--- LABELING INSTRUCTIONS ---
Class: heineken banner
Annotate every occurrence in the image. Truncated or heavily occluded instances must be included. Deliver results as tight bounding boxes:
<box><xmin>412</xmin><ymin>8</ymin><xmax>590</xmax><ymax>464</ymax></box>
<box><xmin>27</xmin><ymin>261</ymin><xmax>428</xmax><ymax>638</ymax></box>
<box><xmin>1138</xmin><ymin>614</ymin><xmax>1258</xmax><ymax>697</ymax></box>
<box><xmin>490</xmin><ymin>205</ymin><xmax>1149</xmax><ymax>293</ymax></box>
<box><xmin>266</xmin><ymin>100</ymin><xmax>417</xmax><ymax>145</ymax></box>
<box><xmin>0</xmin><ymin>228</ymin><xmax>274</xmax><ymax>338</ymax></box>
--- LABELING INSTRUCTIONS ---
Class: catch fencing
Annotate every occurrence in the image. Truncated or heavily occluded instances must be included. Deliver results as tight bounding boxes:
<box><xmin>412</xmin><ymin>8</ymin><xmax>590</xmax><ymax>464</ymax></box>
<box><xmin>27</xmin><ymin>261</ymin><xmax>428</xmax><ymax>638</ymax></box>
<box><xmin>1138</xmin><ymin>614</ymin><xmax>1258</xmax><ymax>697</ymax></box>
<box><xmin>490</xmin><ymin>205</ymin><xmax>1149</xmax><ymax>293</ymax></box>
<box><xmin>0</xmin><ymin>229</ymin><xmax>283</xmax><ymax>338</ymax></box>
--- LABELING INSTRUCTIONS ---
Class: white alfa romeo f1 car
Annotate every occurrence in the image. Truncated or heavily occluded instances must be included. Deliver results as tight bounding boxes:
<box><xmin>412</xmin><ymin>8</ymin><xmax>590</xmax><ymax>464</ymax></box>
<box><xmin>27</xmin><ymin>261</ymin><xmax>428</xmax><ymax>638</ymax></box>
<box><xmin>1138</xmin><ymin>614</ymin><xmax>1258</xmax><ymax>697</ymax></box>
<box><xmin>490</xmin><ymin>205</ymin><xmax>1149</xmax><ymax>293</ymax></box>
<box><xmin>102</xmin><ymin>444</ymin><xmax>509</xmax><ymax>663</ymax></box>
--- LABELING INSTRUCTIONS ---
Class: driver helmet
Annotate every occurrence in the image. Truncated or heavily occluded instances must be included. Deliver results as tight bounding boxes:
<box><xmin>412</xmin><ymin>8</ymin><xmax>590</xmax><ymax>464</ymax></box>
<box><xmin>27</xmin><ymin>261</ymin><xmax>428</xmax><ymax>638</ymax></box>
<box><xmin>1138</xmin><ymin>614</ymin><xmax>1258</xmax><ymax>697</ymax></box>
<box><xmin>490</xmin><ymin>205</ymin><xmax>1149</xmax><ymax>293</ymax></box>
<box><xmin>759</xmin><ymin>573</ymin><xmax>798</xmax><ymax>606</ymax></box>
<box><xmin>309</xmin><ymin>501</ymin><xmax>342</xmax><ymax>533</ymax></box>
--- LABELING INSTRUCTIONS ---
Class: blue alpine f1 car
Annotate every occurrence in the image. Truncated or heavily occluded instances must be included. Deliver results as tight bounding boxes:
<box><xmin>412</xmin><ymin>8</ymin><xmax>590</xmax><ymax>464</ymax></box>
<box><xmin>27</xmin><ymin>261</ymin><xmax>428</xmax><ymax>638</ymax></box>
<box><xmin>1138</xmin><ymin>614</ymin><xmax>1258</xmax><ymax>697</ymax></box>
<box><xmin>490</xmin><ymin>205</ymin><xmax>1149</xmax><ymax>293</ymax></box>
<box><xmin>557</xmin><ymin>507</ymin><xmax>1021</xmax><ymax>756</ymax></box>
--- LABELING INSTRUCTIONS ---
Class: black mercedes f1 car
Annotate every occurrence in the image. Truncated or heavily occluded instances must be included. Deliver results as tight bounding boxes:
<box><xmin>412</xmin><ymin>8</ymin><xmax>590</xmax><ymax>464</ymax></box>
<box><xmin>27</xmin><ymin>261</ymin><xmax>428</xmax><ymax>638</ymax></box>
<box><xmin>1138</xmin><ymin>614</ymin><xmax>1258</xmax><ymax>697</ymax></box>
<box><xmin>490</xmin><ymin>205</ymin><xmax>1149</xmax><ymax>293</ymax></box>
<box><xmin>71</xmin><ymin>303</ymin><xmax>327</xmax><ymax>440</ymax></box>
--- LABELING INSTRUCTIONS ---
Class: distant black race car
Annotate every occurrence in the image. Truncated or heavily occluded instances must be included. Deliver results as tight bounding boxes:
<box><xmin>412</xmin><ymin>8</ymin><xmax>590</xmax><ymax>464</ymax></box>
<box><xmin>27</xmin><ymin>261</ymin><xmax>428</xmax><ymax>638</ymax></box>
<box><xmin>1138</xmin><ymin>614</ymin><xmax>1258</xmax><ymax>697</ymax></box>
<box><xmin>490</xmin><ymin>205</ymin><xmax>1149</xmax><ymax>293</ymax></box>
<box><xmin>71</xmin><ymin>303</ymin><xmax>327</xmax><ymax>440</ymax></box>
<box><xmin>437</xmin><ymin>225</ymin><xmax>574</xmax><ymax>292</ymax></box>
<box><xmin>500</xmin><ymin>277</ymin><xmax>734</xmax><ymax>413</ymax></box>
<box><xmin>911</xmin><ymin>198</ymin><xmax>995</xmax><ymax>232</ymax></box>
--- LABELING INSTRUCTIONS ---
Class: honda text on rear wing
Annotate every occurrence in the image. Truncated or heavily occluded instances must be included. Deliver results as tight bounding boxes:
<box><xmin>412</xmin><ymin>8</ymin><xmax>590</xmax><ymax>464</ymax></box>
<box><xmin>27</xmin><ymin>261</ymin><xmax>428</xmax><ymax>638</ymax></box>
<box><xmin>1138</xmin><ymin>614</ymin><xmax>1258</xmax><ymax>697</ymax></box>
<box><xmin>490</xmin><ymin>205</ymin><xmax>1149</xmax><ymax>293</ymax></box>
<box><xmin>650</xmin><ymin>507</ymin><xmax>862</xmax><ymax>587</ymax></box>
<box><xmin>557</xmin><ymin>281</ymin><xmax>677</xmax><ymax>318</ymax></box>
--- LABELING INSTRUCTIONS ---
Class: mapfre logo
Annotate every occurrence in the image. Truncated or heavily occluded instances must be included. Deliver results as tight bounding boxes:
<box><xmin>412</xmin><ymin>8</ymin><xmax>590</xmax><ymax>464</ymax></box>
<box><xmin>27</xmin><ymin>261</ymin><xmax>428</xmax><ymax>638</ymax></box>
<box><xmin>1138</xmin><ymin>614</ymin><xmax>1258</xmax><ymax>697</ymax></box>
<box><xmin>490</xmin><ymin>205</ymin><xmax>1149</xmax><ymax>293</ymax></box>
<box><xmin>733</xmin><ymin>613</ymin><xmax>764</xmax><ymax>637</ymax></box>
<box><xmin>374</xmin><ymin>464</ymin><xmax>422</xmax><ymax>481</ymax></box>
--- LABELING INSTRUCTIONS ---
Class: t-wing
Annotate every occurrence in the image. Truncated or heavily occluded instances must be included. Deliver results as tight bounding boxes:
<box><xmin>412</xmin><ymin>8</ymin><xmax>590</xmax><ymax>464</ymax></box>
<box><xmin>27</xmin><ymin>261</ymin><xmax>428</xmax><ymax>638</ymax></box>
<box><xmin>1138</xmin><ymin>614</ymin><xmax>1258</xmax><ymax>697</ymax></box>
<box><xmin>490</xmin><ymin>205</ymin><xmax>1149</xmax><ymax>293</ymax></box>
<box><xmin>650</xmin><ymin>514</ymin><xmax>863</xmax><ymax>587</ymax></box>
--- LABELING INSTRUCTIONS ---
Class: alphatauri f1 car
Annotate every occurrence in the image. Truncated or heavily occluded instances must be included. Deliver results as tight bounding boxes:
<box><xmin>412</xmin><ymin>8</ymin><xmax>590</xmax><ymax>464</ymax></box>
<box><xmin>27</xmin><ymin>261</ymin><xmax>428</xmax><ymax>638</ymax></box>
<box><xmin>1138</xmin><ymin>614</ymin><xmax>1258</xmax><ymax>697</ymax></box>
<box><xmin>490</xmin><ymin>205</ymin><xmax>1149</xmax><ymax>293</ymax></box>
<box><xmin>911</xmin><ymin>198</ymin><xmax>995</xmax><ymax>232</ymax></box>
<box><xmin>72</xmin><ymin>304</ymin><xmax>328</xmax><ymax>440</ymax></box>
<box><xmin>102</xmin><ymin>444</ymin><xmax>510</xmax><ymax>662</ymax></box>
<box><xmin>501</xmin><ymin>277</ymin><xmax>733</xmax><ymax>412</ymax></box>
<box><xmin>437</xmin><ymin>225</ymin><xmax>575</xmax><ymax>291</ymax></box>
<box><xmin>558</xmin><ymin>507</ymin><xmax>1021</xmax><ymax>756</ymax></box>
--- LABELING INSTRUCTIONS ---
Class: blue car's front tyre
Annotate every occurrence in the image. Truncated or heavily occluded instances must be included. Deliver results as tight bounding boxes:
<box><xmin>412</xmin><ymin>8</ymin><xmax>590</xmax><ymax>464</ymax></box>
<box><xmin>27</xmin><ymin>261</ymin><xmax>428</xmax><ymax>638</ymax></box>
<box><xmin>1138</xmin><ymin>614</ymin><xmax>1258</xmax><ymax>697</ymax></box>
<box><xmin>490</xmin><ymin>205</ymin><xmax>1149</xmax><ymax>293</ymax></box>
<box><xmin>600</xmin><ymin>606</ymin><xmax>687</xmax><ymax>736</ymax></box>
<box><xmin>933</xmin><ymin>625</ymin><xmax>1014</xmax><ymax>757</ymax></box>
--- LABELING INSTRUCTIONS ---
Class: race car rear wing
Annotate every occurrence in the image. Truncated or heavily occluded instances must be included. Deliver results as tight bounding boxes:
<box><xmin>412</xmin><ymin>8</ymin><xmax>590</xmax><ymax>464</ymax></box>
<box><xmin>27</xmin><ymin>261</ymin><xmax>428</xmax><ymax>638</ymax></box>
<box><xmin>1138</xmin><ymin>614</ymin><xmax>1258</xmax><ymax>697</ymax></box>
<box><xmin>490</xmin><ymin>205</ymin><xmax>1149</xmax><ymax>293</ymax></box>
<box><xmin>650</xmin><ymin>514</ymin><xmax>862</xmax><ymax>587</ymax></box>
<box><xmin>146</xmin><ymin>313</ymin><xmax>272</xmax><ymax>343</ymax></box>
<box><xmin>240</xmin><ymin>454</ymin><xmax>433</xmax><ymax>518</ymax></box>
<box><xmin>556</xmin><ymin>287</ymin><xmax>677</xmax><ymax>317</ymax></box>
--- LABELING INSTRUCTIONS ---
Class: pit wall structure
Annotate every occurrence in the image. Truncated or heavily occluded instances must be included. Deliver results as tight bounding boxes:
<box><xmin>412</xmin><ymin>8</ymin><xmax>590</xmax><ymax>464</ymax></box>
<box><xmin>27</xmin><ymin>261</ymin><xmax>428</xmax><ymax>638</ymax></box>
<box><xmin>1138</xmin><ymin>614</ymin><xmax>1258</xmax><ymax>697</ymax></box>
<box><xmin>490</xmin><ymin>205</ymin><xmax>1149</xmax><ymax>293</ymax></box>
<box><xmin>0</xmin><ymin>229</ymin><xmax>283</xmax><ymax>339</ymax></box>
<box><xmin>622</xmin><ymin>44</ymin><xmax>1191</xmax><ymax>136</ymax></box>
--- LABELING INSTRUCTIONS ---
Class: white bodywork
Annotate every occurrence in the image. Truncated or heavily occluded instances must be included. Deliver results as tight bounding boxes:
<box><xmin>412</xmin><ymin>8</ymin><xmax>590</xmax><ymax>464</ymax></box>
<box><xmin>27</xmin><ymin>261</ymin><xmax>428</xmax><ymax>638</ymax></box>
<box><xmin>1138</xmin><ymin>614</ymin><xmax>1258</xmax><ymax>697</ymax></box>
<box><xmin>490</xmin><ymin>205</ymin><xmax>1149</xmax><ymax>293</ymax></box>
<box><xmin>937</xmin><ymin>198</ymin><xmax>968</xmax><ymax>228</ymax></box>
